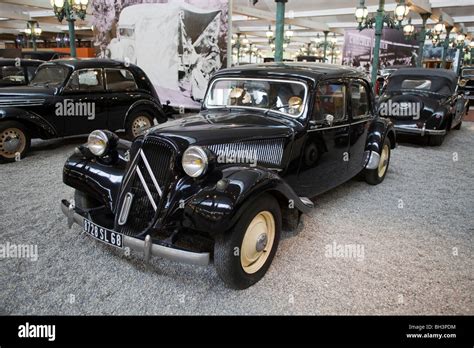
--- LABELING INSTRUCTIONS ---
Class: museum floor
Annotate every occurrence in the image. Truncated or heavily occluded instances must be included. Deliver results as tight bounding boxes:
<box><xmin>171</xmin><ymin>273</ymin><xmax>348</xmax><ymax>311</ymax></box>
<box><xmin>0</xmin><ymin>116</ymin><xmax>473</xmax><ymax>315</ymax></box>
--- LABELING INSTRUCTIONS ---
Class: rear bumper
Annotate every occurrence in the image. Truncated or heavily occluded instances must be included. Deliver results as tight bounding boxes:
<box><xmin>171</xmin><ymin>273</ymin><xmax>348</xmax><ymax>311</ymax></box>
<box><xmin>60</xmin><ymin>199</ymin><xmax>210</xmax><ymax>266</ymax></box>
<box><xmin>394</xmin><ymin>124</ymin><xmax>446</xmax><ymax>137</ymax></box>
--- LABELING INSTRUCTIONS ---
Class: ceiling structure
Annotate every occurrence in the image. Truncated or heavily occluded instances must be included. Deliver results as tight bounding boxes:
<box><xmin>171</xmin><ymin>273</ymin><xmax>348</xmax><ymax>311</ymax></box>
<box><xmin>0</xmin><ymin>0</ymin><xmax>473</xmax><ymax>55</ymax></box>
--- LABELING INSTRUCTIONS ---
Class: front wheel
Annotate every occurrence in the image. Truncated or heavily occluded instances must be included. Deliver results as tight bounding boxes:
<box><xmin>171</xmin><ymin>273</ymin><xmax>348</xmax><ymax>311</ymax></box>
<box><xmin>364</xmin><ymin>137</ymin><xmax>391</xmax><ymax>185</ymax></box>
<box><xmin>0</xmin><ymin>121</ymin><xmax>31</xmax><ymax>163</ymax></box>
<box><xmin>214</xmin><ymin>194</ymin><xmax>281</xmax><ymax>290</ymax></box>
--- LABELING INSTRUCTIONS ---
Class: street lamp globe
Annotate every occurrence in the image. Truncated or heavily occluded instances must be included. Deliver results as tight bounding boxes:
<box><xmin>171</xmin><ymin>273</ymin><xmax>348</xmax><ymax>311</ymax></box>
<box><xmin>394</xmin><ymin>1</ymin><xmax>409</xmax><ymax>22</ymax></box>
<box><xmin>266</xmin><ymin>26</ymin><xmax>273</xmax><ymax>38</ymax></box>
<box><xmin>354</xmin><ymin>3</ymin><xmax>368</xmax><ymax>24</ymax></box>
<box><xmin>403</xmin><ymin>20</ymin><xmax>415</xmax><ymax>37</ymax></box>
<box><xmin>456</xmin><ymin>32</ymin><xmax>466</xmax><ymax>45</ymax></box>
<box><xmin>434</xmin><ymin>21</ymin><xmax>445</xmax><ymax>36</ymax></box>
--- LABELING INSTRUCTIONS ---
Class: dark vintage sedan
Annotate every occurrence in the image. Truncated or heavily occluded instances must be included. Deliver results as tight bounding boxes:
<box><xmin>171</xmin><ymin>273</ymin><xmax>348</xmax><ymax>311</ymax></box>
<box><xmin>459</xmin><ymin>66</ymin><xmax>474</xmax><ymax>101</ymax></box>
<box><xmin>0</xmin><ymin>58</ymin><xmax>43</xmax><ymax>88</ymax></box>
<box><xmin>378</xmin><ymin>68</ymin><xmax>468</xmax><ymax>146</ymax></box>
<box><xmin>0</xmin><ymin>58</ymin><xmax>166</xmax><ymax>163</ymax></box>
<box><xmin>61</xmin><ymin>63</ymin><xmax>396</xmax><ymax>289</ymax></box>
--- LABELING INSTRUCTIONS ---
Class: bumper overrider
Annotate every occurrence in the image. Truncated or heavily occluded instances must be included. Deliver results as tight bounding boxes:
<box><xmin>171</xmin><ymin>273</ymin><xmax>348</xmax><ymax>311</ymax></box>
<box><xmin>394</xmin><ymin>124</ymin><xmax>446</xmax><ymax>137</ymax></box>
<box><xmin>60</xmin><ymin>199</ymin><xmax>210</xmax><ymax>266</ymax></box>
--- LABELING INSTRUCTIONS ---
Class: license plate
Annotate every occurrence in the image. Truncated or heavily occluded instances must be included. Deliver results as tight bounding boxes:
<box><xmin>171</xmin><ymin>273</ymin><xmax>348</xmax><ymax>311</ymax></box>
<box><xmin>83</xmin><ymin>219</ymin><xmax>123</xmax><ymax>249</ymax></box>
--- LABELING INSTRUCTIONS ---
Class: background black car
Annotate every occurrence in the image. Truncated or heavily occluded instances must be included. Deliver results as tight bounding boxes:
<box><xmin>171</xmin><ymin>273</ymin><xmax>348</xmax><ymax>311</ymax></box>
<box><xmin>0</xmin><ymin>58</ymin><xmax>167</xmax><ymax>162</ymax></box>
<box><xmin>459</xmin><ymin>66</ymin><xmax>474</xmax><ymax>102</ymax></box>
<box><xmin>22</xmin><ymin>50</ymin><xmax>71</xmax><ymax>61</ymax></box>
<box><xmin>61</xmin><ymin>63</ymin><xmax>396</xmax><ymax>289</ymax></box>
<box><xmin>378</xmin><ymin>68</ymin><xmax>468</xmax><ymax>146</ymax></box>
<box><xmin>0</xmin><ymin>58</ymin><xmax>43</xmax><ymax>88</ymax></box>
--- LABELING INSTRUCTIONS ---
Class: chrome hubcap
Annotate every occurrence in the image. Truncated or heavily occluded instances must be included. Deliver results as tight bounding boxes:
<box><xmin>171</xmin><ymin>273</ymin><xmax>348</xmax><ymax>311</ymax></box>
<box><xmin>0</xmin><ymin>128</ymin><xmax>26</xmax><ymax>159</ymax></box>
<box><xmin>132</xmin><ymin>116</ymin><xmax>151</xmax><ymax>137</ymax></box>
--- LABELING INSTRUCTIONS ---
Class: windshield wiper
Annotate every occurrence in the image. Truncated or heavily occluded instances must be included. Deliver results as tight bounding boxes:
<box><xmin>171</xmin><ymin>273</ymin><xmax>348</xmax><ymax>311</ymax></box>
<box><xmin>264</xmin><ymin>103</ymin><xmax>289</xmax><ymax>115</ymax></box>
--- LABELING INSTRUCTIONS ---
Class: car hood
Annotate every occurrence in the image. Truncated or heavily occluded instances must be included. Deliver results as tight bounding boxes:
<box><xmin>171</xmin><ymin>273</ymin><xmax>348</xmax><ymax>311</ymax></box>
<box><xmin>145</xmin><ymin>110</ymin><xmax>298</xmax><ymax>147</ymax></box>
<box><xmin>0</xmin><ymin>86</ymin><xmax>56</xmax><ymax>98</ymax></box>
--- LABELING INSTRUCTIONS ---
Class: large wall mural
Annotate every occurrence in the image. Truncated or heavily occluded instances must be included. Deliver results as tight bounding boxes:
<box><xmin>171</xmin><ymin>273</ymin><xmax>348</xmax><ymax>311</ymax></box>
<box><xmin>342</xmin><ymin>29</ymin><xmax>419</xmax><ymax>72</ymax></box>
<box><xmin>91</xmin><ymin>0</ymin><xmax>229</xmax><ymax>108</ymax></box>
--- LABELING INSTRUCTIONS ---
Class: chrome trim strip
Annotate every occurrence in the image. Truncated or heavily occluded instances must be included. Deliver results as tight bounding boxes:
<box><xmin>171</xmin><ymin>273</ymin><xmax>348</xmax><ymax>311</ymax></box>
<box><xmin>204</xmin><ymin>77</ymin><xmax>309</xmax><ymax>118</ymax></box>
<box><xmin>118</xmin><ymin>192</ymin><xmax>134</xmax><ymax>226</ymax></box>
<box><xmin>139</xmin><ymin>149</ymin><xmax>163</xmax><ymax>197</ymax></box>
<box><xmin>136</xmin><ymin>166</ymin><xmax>158</xmax><ymax>211</ymax></box>
<box><xmin>307</xmin><ymin>123</ymin><xmax>350</xmax><ymax>132</ymax></box>
<box><xmin>394</xmin><ymin>125</ymin><xmax>447</xmax><ymax>136</ymax></box>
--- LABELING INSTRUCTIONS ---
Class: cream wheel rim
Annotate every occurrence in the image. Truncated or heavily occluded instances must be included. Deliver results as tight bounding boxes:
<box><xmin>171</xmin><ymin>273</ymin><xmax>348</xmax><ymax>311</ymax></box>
<box><xmin>240</xmin><ymin>211</ymin><xmax>275</xmax><ymax>274</ymax></box>
<box><xmin>0</xmin><ymin>127</ymin><xmax>26</xmax><ymax>159</ymax></box>
<box><xmin>131</xmin><ymin>116</ymin><xmax>151</xmax><ymax>137</ymax></box>
<box><xmin>378</xmin><ymin>144</ymin><xmax>389</xmax><ymax>178</ymax></box>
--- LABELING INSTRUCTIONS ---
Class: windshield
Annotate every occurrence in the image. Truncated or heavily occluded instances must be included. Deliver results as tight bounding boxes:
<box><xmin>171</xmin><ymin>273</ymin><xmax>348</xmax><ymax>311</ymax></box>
<box><xmin>205</xmin><ymin>78</ymin><xmax>308</xmax><ymax>117</ymax></box>
<box><xmin>462</xmin><ymin>69</ymin><xmax>474</xmax><ymax>78</ymax></box>
<box><xmin>30</xmin><ymin>65</ymin><xmax>70</xmax><ymax>88</ymax></box>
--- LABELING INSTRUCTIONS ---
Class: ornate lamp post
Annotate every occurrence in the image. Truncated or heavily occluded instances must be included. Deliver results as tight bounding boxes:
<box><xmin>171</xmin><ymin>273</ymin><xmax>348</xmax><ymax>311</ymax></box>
<box><xmin>231</xmin><ymin>33</ymin><xmax>249</xmax><ymax>65</ymax></box>
<box><xmin>355</xmin><ymin>0</ymin><xmax>409</xmax><ymax>86</ymax></box>
<box><xmin>454</xmin><ymin>31</ymin><xmax>467</xmax><ymax>74</ymax></box>
<box><xmin>268</xmin><ymin>24</ymin><xmax>293</xmax><ymax>58</ymax></box>
<box><xmin>25</xmin><ymin>21</ymin><xmax>42</xmax><ymax>51</ymax></box>
<box><xmin>50</xmin><ymin>0</ymin><xmax>89</xmax><ymax>58</ymax></box>
<box><xmin>274</xmin><ymin>0</ymin><xmax>288</xmax><ymax>62</ymax></box>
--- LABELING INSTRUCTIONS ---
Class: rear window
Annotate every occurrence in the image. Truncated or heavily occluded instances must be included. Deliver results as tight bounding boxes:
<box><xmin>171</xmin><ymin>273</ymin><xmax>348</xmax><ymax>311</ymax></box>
<box><xmin>0</xmin><ymin>66</ymin><xmax>24</xmax><ymax>83</ymax></box>
<box><xmin>401</xmin><ymin>79</ymin><xmax>432</xmax><ymax>90</ymax></box>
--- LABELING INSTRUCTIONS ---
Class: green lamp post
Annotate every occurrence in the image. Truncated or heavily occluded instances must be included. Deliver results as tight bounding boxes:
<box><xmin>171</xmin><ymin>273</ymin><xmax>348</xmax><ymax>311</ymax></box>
<box><xmin>274</xmin><ymin>0</ymin><xmax>288</xmax><ymax>62</ymax></box>
<box><xmin>50</xmin><ymin>0</ymin><xmax>89</xmax><ymax>58</ymax></box>
<box><xmin>355</xmin><ymin>0</ymin><xmax>409</xmax><ymax>86</ymax></box>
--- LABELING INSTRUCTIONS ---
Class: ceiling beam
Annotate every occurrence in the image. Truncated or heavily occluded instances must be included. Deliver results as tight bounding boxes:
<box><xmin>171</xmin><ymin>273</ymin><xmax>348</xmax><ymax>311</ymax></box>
<box><xmin>0</xmin><ymin>3</ymin><xmax>31</xmax><ymax>21</ymax></box>
<box><xmin>406</xmin><ymin>0</ymin><xmax>431</xmax><ymax>14</ymax></box>
<box><xmin>233</xmin><ymin>5</ymin><xmax>329</xmax><ymax>32</ymax></box>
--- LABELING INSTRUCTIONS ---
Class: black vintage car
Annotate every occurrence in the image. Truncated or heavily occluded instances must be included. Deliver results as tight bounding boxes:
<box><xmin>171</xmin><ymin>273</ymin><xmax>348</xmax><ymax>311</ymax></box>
<box><xmin>459</xmin><ymin>66</ymin><xmax>474</xmax><ymax>101</ymax></box>
<box><xmin>0</xmin><ymin>58</ymin><xmax>43</xmax><ymax>88</ymax></box>
<box><xmin>378</xmin><ymin>68</ymin><xmax>468</xmax><ymax>146</ymax></box>
<box><xmin>61</xmin><ymin>63</ymin><xmax>396</xmax><ymax>289</ymax></box>
<box><xmin>0</xmin><ymin>58</ymin><xmax>166</xmax><ymax>163</ymax></box>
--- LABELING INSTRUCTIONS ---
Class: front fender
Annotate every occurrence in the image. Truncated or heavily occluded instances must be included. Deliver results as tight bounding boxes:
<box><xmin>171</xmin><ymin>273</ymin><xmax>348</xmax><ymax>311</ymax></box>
<box><xmin>124</xmin><ymin>99</ymin><xmax>166</xmax><ymax>128</ymax></box>
<box><xmin>367</xmin><ymin>117</ymin><xmax>396</xmax><ymax>154</ymax></box>
<box><xmin>62</xmin><ymin>139</ymin><xmax>131</xmax><ymax>212</ymax></box>
<box><xmin>182</xmin><ymin>166</ymin><xmax>312</xmax><ymax>234</ymax></box>
<box><xmin>0</xmin><ymin>108</ymin><xmax>57</xmax><ymax>138</ymax></box>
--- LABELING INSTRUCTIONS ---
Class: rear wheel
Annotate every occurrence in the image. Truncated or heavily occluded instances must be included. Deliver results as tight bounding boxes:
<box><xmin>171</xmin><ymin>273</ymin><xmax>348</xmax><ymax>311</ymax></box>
<box><xmin>364</xmin><ymin>137</ymin><xmax>391</xmax><ymax>185</ymax></box>
<box><xmin>0</xmin><ymin>121</ymin><xmax>30</xmax><ymax>163</ymax></box>
<box><xmin>429</xmin><ymin>134</ymin><xmax>445</xmax><ymax>146</ymax></box>
<box><xmin>125</xmin><ymin>111</ymin><xmax>154</xmax><ymax>140</ymax></box>
<box><xmin>214</xmin><ymin>194</ymin><xmax>281</xmax><ymax>289</ymax></box>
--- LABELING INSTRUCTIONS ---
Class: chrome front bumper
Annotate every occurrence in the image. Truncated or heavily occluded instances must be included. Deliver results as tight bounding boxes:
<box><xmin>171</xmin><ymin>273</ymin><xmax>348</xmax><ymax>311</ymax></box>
<box><xmin>394</xmin><ymin>124</ymin><xmax>446</xmax><ymax>137</ymax></box>
<box><xmin>60</xmin><ymin>200</ymin><xmax>210</xmax><ymax>266</ymax></box>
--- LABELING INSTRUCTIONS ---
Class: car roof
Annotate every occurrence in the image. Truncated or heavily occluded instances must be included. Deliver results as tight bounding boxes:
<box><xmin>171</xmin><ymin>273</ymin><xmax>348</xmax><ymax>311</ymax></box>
<box><xmin>214</xmin><ymin>62</ymin><xmax>367</xmax><ymax>82</ymax></box>
<box><xmin>42</xmin><ymin>58</ymin><xmax>131</xmax><ymax>70</ymax></box>
<box><xmin>0</xmin><ymin>58</ymin><xmax>44</xmax><ymax>66</ymax></box>
<box><xmin>391</xmin><ymin>68</ymin><xmax>457</xmax><ymax>80</ymax></box>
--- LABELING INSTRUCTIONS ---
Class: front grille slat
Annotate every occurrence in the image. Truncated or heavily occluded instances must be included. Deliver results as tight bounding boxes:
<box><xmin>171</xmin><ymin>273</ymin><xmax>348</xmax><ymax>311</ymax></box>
<box><xmin>207</xmin><ymin>139</ymin><xmax>284</xmax><ymax>167</ymax></box>
<box><xmin>115</xmin><ymin>137</ymin><xmax>175</xmax><ymax>236</ymax></box>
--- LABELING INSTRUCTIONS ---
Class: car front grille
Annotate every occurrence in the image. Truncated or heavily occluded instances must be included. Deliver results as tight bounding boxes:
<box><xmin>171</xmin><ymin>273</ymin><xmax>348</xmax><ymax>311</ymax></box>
<box><xmin>115</xmin><ymin>137</ymin><xmax>176</xmax><ymax>237</ymax></box>
<box><xmin>207</xmin><ymin>138</ymin><xmax>284</xmax><ymax>167</ymax></box>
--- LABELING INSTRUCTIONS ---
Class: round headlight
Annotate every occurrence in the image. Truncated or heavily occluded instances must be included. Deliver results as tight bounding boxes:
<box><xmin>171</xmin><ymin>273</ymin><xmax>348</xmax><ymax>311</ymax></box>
<box><xmin>182</xmin><ymin>146</ymin><xmax>208</xmax><ymax>178</ymax></box>
<box><xmin>88</xmin><ymin>130</ymin><xmax>109</xmax><ymax>156</ymax></box>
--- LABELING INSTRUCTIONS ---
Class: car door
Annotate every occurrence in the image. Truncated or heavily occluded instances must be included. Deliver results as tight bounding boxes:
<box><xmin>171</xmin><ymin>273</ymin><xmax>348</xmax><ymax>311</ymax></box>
<box><xmin>297</xmin><ymin>80</ymin><xmax>351</xmax><ymax>197</ymax></box>
<box><xmin>348</xmin><ymin>79</ymin><xmax>373</xmax><ymax>178</ymax></box>
<box><xmin>104</xmin><ymin>68</ymin><xmax>141</xmax><ymax>131</ymax></box>
<box><xmin>60</xmin><ymin>68</ymin><xmax>108</xmax><ymax>135</ymax></box>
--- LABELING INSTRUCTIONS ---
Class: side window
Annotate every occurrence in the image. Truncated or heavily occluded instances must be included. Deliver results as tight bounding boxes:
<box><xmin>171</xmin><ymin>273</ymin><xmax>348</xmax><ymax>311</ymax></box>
<box><xmin>314</xmin><ymin>82</ymin><xmax>347</xmax><ymax>122</ymax></box>
<box><xmin>351</xmin><ymin>81</ymin><xmax>370</xmax><ymax>119</ymax></box>
<box><xmin>65</xmin><ymin>69</ymin><xmax>104</xmax><ymax>92</ymax></box>
<box><xmin>105</xmin><ymin>69</ymin><xmax>137</xmax><ymax>92</ymax></box>
<box><xmin>26</xmin><ymin>66</ymin><xmax>37</xmax><ymax>82</ymax></box>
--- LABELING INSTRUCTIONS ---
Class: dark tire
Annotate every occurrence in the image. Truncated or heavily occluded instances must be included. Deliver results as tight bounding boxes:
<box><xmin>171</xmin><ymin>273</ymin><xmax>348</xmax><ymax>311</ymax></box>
<box><xmin>214</xmin><ymin>194</ymin><xmax>281</xmax><ymax>290</ymax></box>
<box><xmin>74</xmin><ymin>190</ymin><xmax>101</xmax><ymax>210</ymax></box>
<box><xmin>0</xmin><ymin>121</ymin><xmax>31</xmax><ymax>163</ymax></box>
<box><xmin>429</xmin><ymin>134</ymin><xmax>445</xmax><ymax>146</ymax></box>
<box><xmin>364</xmin><ymin>136</ymin><xmax>391</xmax><ymax>186</ymax></box>
<box><xmin>453</xmin><ymin>121</ymin><xmax>462</xmax><ymax>130</ymax></box>
<box><xmin>125</xmin><ymin>111</ymin><xmax>154</xmax><ymax>140</ymax></box>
